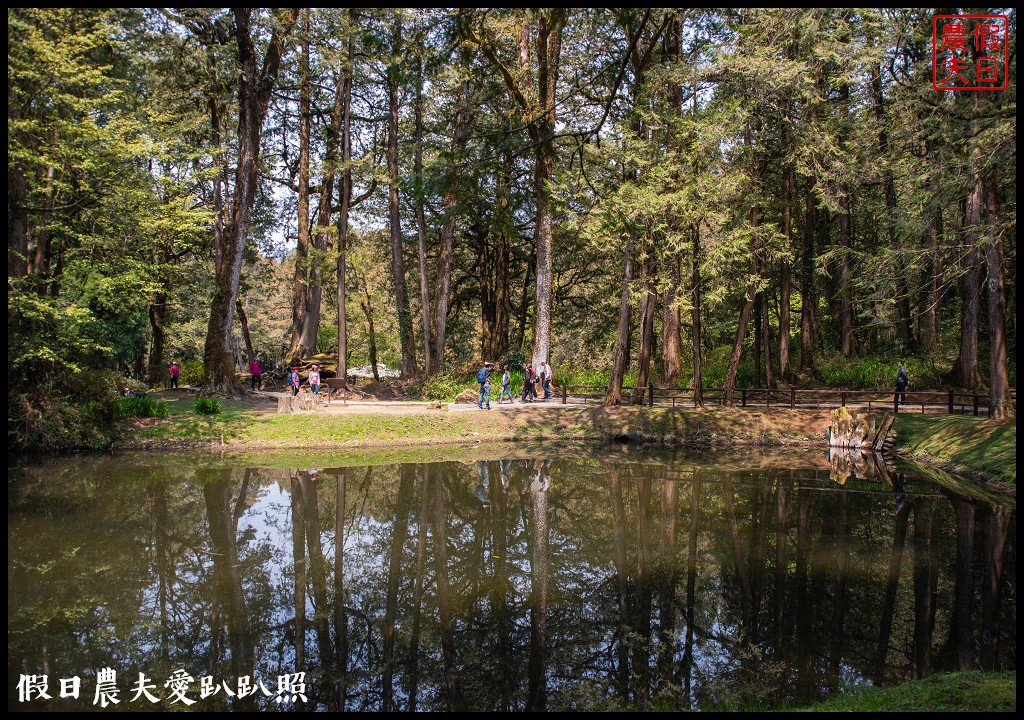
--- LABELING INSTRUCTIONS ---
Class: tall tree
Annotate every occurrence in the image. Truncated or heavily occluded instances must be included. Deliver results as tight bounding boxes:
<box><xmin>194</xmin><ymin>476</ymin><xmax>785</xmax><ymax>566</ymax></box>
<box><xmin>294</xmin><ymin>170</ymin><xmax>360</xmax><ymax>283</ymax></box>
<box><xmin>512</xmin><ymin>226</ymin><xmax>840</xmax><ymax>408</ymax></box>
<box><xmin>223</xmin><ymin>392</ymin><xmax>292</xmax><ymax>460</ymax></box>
<box><xmin>465</xmin><ymin>8</ymin><xmax>566</xmax><ymax>370</ymax></box>
<box><xmin>431</xmin><ymin>77</ymin><xmax>469</xmax><ymax>372</ymax></box>
<box><xmin>201</xmin><ymin>8</ymin><xmax>297</xmax><ymax>395</ymax></box>
<box><xmin>387</xmin><ymin>9</ymin><xmax>417</xmax><ymax>378</ymax></box>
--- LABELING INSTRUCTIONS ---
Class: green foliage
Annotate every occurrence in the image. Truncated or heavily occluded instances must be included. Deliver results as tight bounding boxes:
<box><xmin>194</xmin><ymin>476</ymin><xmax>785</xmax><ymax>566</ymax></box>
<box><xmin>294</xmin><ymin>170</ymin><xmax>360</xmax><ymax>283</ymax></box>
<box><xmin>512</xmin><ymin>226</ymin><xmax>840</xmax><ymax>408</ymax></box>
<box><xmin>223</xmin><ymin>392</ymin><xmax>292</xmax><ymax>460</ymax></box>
<box><xmin>178</xmin><ymin>359</ymin><xmax>205</xmax><ymax>387</ymax></box>
<box><xmin>7</xmin><ymin>368</ymin><xmax>128</xmax><ymax>454</ymax></box>
<box><xmin>556</xmin><ymin>364</ymin><xmax>610</xmax><ymax>387</ymax></box>
<box><xmin>115</xmin><ymin>395</ymin><xmax>169</xmax><ymax>418</ymax></box>
<box><xmin>418</xmin><ymin>372</ymin><xmax>468</xmax><ymax>401</ymax></box>
<box><xmin>701</xmin><ymin>362</ymin><xmax>755</xmax><ymax>389</ymax></box>
<box><xmin>193</xmin><ymin>397</ymin><xmax>221</xmax><ymax>415</ymax></box>
<box><xmin>815</xmin><ymin>355</ymin><xmax>946</xmax><ymax>391</ymax></box>
<box><xmin>7</xmin><ymin>288</ymin><xmax>115</xmax><ymax>380</ymax></box>
<box><xmin>789</xmin><ymin>671</ymin><xmax>1015</xmax><ymax>713</ymax></box>
<box><xmin>817</xmin><ymin>356</ymin><xmax>894</xmax><ymax>389</ymax></box>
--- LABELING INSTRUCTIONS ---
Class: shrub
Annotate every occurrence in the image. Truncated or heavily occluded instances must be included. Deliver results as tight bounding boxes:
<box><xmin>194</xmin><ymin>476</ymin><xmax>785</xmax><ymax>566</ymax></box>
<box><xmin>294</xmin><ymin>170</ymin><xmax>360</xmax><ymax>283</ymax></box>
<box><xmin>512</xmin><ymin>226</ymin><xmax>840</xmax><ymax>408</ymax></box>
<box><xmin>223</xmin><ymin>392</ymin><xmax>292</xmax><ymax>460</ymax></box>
<box><xmin>115</xmin><ymin>395</ymin><xmax>169</xmax><ymax>418</ymax></box>
<box><xmin>9</xmin><ymin>392</ymin><xmax>119</xmax><ymax>454</ymax></box>
<box><xmin>419</xmin><ymin>372</ymin><xmax>468</xmax><ymax>402</ymax></box>
<box><xmin>179</xmin><ymin>359</ymin><xmax>205</xmax><ymax>387</ymax></box>
<box><xmin>193</xmin><ymin>397</ymin><xmax>220</xmax><ymax>415</ymax></box>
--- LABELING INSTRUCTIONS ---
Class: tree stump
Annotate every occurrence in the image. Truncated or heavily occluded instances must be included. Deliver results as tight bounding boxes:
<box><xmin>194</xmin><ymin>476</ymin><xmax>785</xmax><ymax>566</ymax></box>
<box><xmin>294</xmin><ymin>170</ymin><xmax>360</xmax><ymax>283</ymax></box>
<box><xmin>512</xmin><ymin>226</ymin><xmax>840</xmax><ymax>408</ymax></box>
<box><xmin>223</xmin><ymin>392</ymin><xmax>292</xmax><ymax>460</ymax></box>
<box><xmin>828</xmin><ymin>407</ymin><xmax>876</xmax><ymax>449</ymax></box>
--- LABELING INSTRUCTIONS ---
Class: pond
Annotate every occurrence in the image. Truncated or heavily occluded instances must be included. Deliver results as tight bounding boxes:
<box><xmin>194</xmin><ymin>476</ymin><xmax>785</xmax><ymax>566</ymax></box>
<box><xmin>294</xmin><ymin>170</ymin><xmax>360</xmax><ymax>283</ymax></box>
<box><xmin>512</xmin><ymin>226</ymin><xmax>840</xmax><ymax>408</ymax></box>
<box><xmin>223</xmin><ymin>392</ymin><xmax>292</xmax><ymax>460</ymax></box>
<box><xmin>7</xmin><ymin>445</ymin><xmax>1016</xmax><ymax>712</ymax></box>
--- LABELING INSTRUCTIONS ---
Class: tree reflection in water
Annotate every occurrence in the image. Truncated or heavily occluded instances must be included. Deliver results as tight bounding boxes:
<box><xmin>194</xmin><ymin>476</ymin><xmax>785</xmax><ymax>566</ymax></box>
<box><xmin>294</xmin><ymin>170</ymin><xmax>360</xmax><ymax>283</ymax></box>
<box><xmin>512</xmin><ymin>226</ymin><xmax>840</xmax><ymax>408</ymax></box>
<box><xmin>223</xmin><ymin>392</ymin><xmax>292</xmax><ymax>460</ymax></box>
<box><xmin>7</xmin><ymin>449</ymin><xmax>1016</xmax><ymax>712</ymax></box>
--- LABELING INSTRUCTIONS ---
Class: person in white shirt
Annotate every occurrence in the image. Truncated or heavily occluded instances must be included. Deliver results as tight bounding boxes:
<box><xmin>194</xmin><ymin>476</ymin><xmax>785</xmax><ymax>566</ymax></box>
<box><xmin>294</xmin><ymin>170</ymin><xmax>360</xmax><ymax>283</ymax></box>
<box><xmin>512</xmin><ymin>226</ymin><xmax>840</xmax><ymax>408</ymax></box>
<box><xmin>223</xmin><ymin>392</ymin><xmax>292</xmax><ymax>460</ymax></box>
<box><xmin>540</xmin><ymin>361</ymin><xmax>553</xmax><ymax>400</ymax></box>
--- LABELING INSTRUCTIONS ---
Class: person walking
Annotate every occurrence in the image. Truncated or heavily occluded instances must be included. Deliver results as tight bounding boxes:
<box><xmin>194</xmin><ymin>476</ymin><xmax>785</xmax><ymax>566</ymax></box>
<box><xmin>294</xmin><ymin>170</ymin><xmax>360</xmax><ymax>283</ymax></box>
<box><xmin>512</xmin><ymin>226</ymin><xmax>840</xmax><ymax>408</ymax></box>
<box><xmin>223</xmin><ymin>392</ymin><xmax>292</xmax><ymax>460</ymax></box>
<box><xmin>895</xmin><ymin>360</ymin><xmax>909</xmax><ymax>409</ymax></box>
<box><xmin>476</xmin><ymin>361</ymin><xmax>493</xmax><ymax>410</ymax></box>
<box><xmin>289</xmin><ymin>367</ymin><xmax>301</xmax><ymax>396</ymax></box>
<box><xmin>521</xmin><ymin>363</ymin><xmax>537</xmax><ymax>403</ymax></box>
<box><xmin>168</xmin><ymin>362</ymin><xmax>180</xmax><ymax>389</ymax></box>
<box><xmin>540</xmin><ymin>360</ymin><xmax>553</xmax><ymax>400</ymax></box>
<box><xmin>248</xmin><ymin>357</ymin><xmax>262</xmax><ymax>391</ymax></box>
<box><xmin>309</xmin><ymin>364</ymin><xmax>321</xmax><ymax>397</ymax></box>
<box><xmin>498</xmin><ymin>364</ymin><xmax>514</xmax><ymax>404</ymax></box>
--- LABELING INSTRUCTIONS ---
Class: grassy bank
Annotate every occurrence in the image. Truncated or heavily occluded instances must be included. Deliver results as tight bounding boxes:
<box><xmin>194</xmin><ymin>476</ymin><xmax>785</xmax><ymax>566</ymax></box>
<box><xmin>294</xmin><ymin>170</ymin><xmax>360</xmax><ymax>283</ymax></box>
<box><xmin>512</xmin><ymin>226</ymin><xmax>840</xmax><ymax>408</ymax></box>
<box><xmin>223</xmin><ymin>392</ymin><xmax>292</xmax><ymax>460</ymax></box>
<box><xmin>890</xmin><ymin>413</ymin><xmax>1017</xmax><ymax>486</ymax></box>
<box><xmin>118</xmin><ymin>393</ymin><xmax>833</xmax><ymax>452</ymax></box>
<box><xmin>119</xmin><ymin>392</ymin><xmax>1017</xmax><ymax>491</ymax></box>
<box><xmin>790</xmin><ymin>670</ymin><xmax>1015</xmax><ymax>713</ymax></box>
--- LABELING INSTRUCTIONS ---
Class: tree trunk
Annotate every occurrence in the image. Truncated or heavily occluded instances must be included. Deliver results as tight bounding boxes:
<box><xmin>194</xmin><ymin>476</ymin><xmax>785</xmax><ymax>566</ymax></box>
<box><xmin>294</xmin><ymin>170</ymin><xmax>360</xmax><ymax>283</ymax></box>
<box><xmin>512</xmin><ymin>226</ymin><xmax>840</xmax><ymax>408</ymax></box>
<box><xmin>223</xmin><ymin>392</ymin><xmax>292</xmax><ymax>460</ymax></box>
<box><xmin>838</xmin><ymin>192</ymin><xmax>855</xmax><ymax>357</ymax></box>
<box><xmin>287</xmin><ymin>20</ymin><xmax>312</xmax><ymax>364</ymax></box>
<box><xmin>528</xmin><ymin>11</ymin><xmax>564</xmax><ymax>371</ymax></box>
<box><xmin>661</xmin><ymin>255</ymin><xmax>682</xmax><ymax>386</ymax></box>
<box><xmin>8</xmin><ymin>166</ymin><xmax>29</xmax><ymax>279</ymax></box>
<box><xmin>147</xmin><ymin>297</ymin><xmax>167</xmax><ymax>386</ymax></box>
<box><xmin>606</xmin><ymin>233</ymin><xmax>634</xmax><ymax>406</ymax></box>
<box><xmin>301</xmin><ymin>15</ymin><xmax>348</xmax><ymax>366</ymax></box>
<box><xmin>691</xmin><ymin>226</ymin><xmax>703</xmax><ymax>407</ymax></box>
<box><xmin>837</xmin><ymin>83</ymin><xmax>855</xmax><ymax>357</ymax></box>
<box><xmin>753</xmin><ymin>300</ymin><xmax>762</xmax><ymax>388</ymax></box>
<box><xmin>660</xmin><ymin>14</ymin><xmax>683</xmax><ymax>387</ymax></box>
<box><xmin>800</xmin><ymin>183</ymin><xmax>817</xmax><ymax>374</ymax></box>
<box><xmin>724</xmin><ymin>288</ymin><xmax>756</xmax><ymax>407</ymax></box>
<box><xmin>387</xmin><ymin>11</ymin><xmax>417</xmax><ymax>379</ymax></box>
<box><xmin>236</xmin><ymin>298</ymin><xmax>255</xmax><ymax>366</ymax></box>
<box><xmin>919</xmin><ymin>203</ymin><xmax>942</xmax><ymax>353</ymax></box>
<box><xmin>631</xmin><ymin>255</ymin><xmax>656</xmax><ymax>405</ymax></box>
<box><xmin>336</xmin><ymin>17</ymin><xmax>355</xmax><ymax>385</ymax></box>
<box><xmin>478</xmin><ymin>165</ymin><xmax>513</xmax><ymax>363</ymax></box>
<box><xmin>779</xmin><ymin>158</ymin><xmax>794</xmax><ymax>383</ymax></box>
<box><xmin>949</xmin><ymin>217</ymin><xmax>983</xmax><ymax>389</ymax></box>
<box><xmin>984</xmin><ymin>178</ymin><xmax>1011</xmax><ymax>420</ymax></box>
<box><xmin>414</xmin><ymin>12</ymin><xmax>432</xmax><ymax>377</ymax></box>
<box><xmin>761</xmin><ymin>289</ymin><xmax>776</xmax><ymax>388</ymax></box>
<box><xmin>201</xmin><ymin>9</ymin><xmax>296</xmax><ymax>396</ymax></box>
<box><xmin>918</xmin><ymin>136</ymin><xmax>943</xmax><ymax>353</ymax></box>
<box><xmin>432</xmin><ymin>79</ymin><xmax>468</xmax><ymax>372</ymax></box>
<box><xmin>872</xmin><ymin>62</ymin><xmax>914</xmax><ymax>353</ymax></box>
<box><xmin>359</xmin><ymin>271</ymin><xmax>380</xmax><ymax>383</ymax></box>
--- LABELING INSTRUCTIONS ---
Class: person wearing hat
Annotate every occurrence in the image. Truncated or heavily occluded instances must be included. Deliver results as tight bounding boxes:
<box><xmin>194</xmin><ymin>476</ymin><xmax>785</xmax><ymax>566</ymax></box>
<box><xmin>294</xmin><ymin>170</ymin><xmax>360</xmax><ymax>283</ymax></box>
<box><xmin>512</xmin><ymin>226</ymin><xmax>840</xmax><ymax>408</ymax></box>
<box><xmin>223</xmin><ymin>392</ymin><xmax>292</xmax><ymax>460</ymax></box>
<box><xmin>289</xmin><ymin>366</ymin><xmax>301</xmax><ymax>396</ymax></box>
<box><xmin>309</xmin><ymin>364</ymin><xmax>321</xmax><ymax>397</ymax></box>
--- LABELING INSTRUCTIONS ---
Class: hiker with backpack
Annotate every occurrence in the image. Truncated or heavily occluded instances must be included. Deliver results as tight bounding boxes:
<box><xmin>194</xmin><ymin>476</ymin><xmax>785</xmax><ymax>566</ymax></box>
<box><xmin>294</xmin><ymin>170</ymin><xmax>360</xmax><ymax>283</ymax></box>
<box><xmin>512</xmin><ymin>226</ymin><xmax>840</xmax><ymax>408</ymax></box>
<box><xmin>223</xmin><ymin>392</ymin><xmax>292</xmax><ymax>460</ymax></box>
<box><xmin>477</xmin><ymin>361</ymin><xmax>493</xmax><ymax>410</ymax></box>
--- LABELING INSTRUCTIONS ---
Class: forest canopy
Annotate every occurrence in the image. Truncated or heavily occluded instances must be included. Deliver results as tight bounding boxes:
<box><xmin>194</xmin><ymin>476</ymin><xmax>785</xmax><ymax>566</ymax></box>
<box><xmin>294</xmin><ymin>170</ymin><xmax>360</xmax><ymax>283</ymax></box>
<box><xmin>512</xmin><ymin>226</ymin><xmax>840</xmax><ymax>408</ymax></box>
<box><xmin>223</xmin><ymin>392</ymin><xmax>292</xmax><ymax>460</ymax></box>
<box><xmin>7</xmin><ymin>8</ymin><xmax>1016</xmax><ymax>450</ymax></box>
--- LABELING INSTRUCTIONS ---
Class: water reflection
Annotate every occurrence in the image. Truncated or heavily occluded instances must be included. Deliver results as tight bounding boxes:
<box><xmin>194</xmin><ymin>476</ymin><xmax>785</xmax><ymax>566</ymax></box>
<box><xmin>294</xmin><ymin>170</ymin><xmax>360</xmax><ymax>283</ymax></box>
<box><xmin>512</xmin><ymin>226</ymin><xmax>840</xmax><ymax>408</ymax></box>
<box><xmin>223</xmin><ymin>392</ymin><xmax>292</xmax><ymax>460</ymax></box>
<box><xmin>8</xmin><ymin>448</ymin><xmax>1016</xmax><ymax>712</ymax></box>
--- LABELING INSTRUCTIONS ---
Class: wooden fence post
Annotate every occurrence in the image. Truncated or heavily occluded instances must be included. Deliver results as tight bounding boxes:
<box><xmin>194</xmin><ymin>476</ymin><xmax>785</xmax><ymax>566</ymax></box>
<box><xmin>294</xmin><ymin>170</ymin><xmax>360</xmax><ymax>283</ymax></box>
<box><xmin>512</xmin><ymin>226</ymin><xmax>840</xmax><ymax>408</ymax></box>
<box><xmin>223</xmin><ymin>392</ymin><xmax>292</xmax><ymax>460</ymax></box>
<box><xmin>840</xmin><ymin>391</ymin><xmax>846</xmax><ymax>407</ymax></box>
<box><xmin>790</xmin><ymin>386</ymin><xmax>795</xmax><ymax>409</ymax></box>
<box><xmin>741</xmin><ymin>388</ymin><xmax>746</xmax><ymax>407</ymax></box>
<box><xmin>648</xmin><ymin>382</ymin><xmax>654</xmax><ymax>407</ymax></box>
<box><xmin>948</xmin><ymin>389</ymin><xmax>954</xmax><ymax>414</ymax></box>
<box><xmin>973</xmin><ymin>394</ymin><xmax>979</xmax><ymax>416</ymax></box>
<box><xmin>562</xmin><ymin>384</ymin><xmax>567</xmax><ymax>404</ymax></box>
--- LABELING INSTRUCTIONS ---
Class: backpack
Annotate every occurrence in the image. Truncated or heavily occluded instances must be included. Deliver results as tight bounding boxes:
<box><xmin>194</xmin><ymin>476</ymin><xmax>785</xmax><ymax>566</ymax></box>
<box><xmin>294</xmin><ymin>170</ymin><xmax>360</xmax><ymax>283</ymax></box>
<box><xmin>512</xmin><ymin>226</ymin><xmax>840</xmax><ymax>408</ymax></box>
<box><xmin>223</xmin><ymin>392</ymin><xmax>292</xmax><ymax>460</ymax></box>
<box><xmin>477</xmin><ymin>367</ymin><xmax>488</xmax><ymax>383</ymax></box>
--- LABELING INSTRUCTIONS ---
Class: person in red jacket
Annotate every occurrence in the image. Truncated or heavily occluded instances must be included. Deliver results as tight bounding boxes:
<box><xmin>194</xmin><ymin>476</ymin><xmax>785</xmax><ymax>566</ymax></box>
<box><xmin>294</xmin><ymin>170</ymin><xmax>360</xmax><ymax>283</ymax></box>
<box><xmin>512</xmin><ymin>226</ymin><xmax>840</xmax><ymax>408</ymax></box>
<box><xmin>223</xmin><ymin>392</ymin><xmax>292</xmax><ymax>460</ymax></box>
<box><xmin>249</xmin><ymin>357</ymin><xmax>262</xmax><ymax>391</ymax></box>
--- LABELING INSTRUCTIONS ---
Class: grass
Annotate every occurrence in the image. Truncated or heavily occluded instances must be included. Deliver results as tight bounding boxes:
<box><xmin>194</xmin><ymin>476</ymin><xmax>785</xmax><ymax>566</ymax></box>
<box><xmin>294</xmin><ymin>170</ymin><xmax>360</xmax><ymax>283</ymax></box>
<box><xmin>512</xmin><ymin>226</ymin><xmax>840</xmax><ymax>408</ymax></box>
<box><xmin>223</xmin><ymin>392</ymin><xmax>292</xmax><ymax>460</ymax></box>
<box><xmin>891</xmin><ymin>413</ymin><xmax>1016</xmax><ymax>486</ymax></box>
<box><xmin>121</xmin><ymin>396</ymin><xmax>835</xmax><ymax>452</ymax></box>
<box><xmin>789</xmin><ymin>670</ymin><xmax>1015</xmax><ymax>713</ymax></box>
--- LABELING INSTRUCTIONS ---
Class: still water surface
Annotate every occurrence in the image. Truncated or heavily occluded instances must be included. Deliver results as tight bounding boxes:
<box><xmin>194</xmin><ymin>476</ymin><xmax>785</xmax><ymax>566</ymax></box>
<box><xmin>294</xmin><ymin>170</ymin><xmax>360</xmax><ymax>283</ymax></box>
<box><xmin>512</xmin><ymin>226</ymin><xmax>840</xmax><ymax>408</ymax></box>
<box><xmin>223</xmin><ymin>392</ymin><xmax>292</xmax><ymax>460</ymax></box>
<box><xmin>8</xmin><ymin>446</ymin><xmax>1016</xmax><ymax>711</ymax></box>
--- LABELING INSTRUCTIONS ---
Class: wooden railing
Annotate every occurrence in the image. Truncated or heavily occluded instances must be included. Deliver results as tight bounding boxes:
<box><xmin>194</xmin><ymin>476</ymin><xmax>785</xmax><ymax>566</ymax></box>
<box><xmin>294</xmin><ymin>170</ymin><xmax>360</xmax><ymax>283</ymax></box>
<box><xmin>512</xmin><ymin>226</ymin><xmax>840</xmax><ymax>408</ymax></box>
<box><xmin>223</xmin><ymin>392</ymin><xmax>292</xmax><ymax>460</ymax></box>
<box><xmin>559</xmin><ymin>383</ymin><xmax>1015</xmax><ymax>417</ymax></box>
